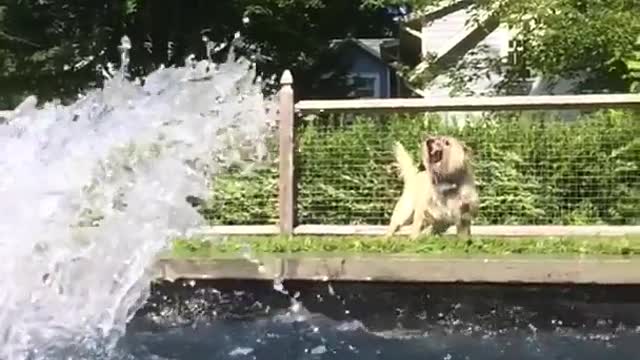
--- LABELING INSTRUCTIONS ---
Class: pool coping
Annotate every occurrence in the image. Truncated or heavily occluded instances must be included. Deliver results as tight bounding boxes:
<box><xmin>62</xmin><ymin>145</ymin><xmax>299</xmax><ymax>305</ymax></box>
<box><xmin>153</xmin><ymin>254</ymin><xmax>640</xmax><ymax>285</ymax></box>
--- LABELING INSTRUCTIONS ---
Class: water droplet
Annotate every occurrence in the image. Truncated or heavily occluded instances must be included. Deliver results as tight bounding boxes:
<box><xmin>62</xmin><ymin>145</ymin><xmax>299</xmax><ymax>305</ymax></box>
<box><xmin>229</xmin><ymin>347</ymin><xmax>254</xmax><ymax>357</ymax></box>
<box><xmin>327</xmin><ymin>283</ymin><xmax>335</xmax><ymax>296</ymax></box>
<box><xmin>0</xmin><ymin>33</ymin><xmax>275</xmax><ymax>356</ymax></box>
<box><xmin>310</xmin><ymin>345</ymin><xmax>326</xmax><ymax>355</ymax></box>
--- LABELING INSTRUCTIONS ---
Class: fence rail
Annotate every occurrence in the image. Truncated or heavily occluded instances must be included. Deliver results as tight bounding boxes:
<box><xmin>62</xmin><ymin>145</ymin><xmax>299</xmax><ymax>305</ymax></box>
<box><xmin>296</xmin><ymin>93</ymin><xmax>640</xmax><ymax>113</ymax></box>
<box><xmin>190</xmin><ymin>225</ymin><xmax>640</xmax><ymax>237</ymax></box>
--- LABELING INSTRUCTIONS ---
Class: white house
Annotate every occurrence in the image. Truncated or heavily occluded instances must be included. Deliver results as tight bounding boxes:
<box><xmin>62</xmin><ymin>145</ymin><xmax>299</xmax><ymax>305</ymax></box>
<box><xmin>393</xmin><ymin>0</ymin><xmax>585</xmax><ymax>120</ymax></box>
<box><xmin>398</xmin><ymin>0</ymin><xmax>585</xmax><ymax>97</ymax></box>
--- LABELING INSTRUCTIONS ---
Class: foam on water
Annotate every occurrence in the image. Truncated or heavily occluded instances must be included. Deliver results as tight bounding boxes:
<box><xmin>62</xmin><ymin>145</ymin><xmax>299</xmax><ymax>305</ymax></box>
<box><xmin>0</xmin><ymin>36</ymin><xmax>274</xmax><ymax>358</ymax></box>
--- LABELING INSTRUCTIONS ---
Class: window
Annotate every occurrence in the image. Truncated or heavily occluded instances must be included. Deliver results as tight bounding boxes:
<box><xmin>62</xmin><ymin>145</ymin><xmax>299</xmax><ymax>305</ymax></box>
<box><xmin>507</xmin><ymin>38</ymin><xmax>531</xmax><ymax>78</ymax></box>
<box><xmin>506</xmin><ymin>23</ymin><xmax>534</xmax><ymax>79</ymax></box>
<box><xmin>347</xmin><ymin>73</ymin><xmax>381</xmax><ymax>98</ymax></box>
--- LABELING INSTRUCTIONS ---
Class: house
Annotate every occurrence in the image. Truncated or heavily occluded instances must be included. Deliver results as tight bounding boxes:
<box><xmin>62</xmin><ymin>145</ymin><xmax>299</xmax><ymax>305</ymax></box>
<box><xmin>396</xmin><ymin>0</ymin><xmax>584</xmax><ymax>98</ymax></box>
<box><xmin>300</xmin><ymin>37</ymin><xmax>418</xmax><ymax>100</ymax></box>
<box><xmin>306</xmin><ymin>0</ymin><xmax>585</xmax><ymax>103</ymax></box>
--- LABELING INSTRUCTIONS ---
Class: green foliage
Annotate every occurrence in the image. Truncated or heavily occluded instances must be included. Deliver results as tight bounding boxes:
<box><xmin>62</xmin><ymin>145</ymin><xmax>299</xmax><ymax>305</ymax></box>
<box><xmin>0</xmin><ymin>0</ymin><xmax>133</xmax><ymax>107</ymax></box>
<box><xmin>0</xmin><ymin>0</ymin><xmax>398</xmax><ymax>106</ymax></box>
<box><xmin>475</xmin><ymin>0</ymin><xmax>640</xmax><ymax>92</ymax></box>
<box><xmin>2</xmin><ymin>0</ymin><xmax>639</xmax><ymax>105</ymax></box>
<box><xmin>201</xmin><ymin>166</ymin><xmax>279</xmax><ymax>225</ymax></box>
<box><xmin>367</xmin><ymin>0</ymin><xmax>640</xmax><ymax>94</ymax></box>
<box><xmin>171</xmin><ymin>234</ymin><xmax>640</xmax><ymax>257</ymax></box>
<box><xmin>473</xmin><ymin>0</ymin><xmax>640</xmax><ymax>93</ymax></box>
<box><xmin>200</xmin><ymin>110</ymin><xmax>640</xmax><ymax>226</ymax></box>
<box><xmin>623</xmin><ymin>35</ymin><xmax>640</xmax><ymax>93</ymax></box>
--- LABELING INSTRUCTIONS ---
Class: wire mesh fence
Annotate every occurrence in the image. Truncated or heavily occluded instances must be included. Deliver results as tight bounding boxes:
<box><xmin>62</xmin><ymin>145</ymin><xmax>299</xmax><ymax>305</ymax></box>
<box><xmin>296</xmin><ymin>109</ymin><xmax>640</xmax><ymax>226</ymax></box>
<box><xmin>200</xmin><ymin>165</ymin><xmax>279</xmax><ymax>225</ymax></box>
<box><xmin>200</xmin><ymin>108</ymin><xmax>640</xmax><ymax>227</ymax></box>
<box><xmin>199</xmin><ymin>139</ymin><xmax>280</xmax><ymax>226</ymax></box>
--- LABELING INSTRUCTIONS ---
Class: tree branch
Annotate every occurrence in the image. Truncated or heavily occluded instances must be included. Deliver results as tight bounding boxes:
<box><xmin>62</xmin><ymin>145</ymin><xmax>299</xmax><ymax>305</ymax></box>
<box><xmin>0</xmin><ymin>29</ymin><xmax>41</xmax><ymax>48</ymax></box>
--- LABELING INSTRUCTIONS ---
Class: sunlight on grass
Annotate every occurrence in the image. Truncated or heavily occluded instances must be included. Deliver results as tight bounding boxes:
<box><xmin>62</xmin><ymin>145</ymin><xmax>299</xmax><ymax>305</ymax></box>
<box><xmin>170</xmin><ymin>235</ymin><xmax>640</xmax><ymax>258</ymax></box>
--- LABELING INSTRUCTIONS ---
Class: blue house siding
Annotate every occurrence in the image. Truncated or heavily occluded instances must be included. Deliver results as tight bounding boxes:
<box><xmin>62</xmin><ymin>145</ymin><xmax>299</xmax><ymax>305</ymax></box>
<box><xmin>302</xmin><ymin>38</ymin><xmax>400</xmax><ymax>100</ymax></box>
<box><xmin>337</xmin><ymin>44</ymin><xmax>392</xmax><ymax>98</ymax></box>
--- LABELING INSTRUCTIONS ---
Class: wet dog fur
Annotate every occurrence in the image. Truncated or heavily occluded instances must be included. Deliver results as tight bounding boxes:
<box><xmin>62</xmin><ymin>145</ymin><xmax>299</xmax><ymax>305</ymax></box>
<box><xmin>385</xmin><ymin>135</ymin><xmax>479</xmax><ymax>240</ymax></box>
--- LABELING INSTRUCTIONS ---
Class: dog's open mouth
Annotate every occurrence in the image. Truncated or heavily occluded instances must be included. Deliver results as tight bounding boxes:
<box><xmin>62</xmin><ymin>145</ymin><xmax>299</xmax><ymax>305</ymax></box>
<box><xmin>426</xmin><ymin>138</ymin><xmax>443</xmax><ymax>164</ymax></box>
<box><xmin>430</xmin><ymin>149</ymin><xmax>443</xmax><ymax>163</ymax></box>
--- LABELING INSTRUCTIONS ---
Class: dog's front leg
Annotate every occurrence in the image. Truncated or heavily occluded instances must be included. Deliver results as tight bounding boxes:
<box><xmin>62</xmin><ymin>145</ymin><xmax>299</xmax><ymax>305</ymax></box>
<box><xmin>456</xmin><ymin>203</ymin><xmax>473</xmax><ymax>239</ymax></box>
<box><xmin>409</xmin><ymin>199</ymin><xmax>427</xmax><ymax>240</ymax></box>
<box><xmin>456</xmin><ymin>219</ymin><xmax>471</xmax><ymax>239</ymax></box>
<box><xmin>385</xmin><ymin>193</ymin><xmax>414</xmax><ymax>239</ymax></box>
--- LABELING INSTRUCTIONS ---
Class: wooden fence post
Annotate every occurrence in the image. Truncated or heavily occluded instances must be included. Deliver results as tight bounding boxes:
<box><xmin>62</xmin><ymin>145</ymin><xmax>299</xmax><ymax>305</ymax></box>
<box><xmin>278</xmin><ymin>70</ymin><xmax>296</xmax><ymax>235</ymax></box>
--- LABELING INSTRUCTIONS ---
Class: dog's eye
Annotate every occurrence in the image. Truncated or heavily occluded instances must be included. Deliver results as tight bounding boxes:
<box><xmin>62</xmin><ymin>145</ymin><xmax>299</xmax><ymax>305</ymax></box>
<box><xmin>444</xmin><ymin>140</ymin><xmax>450</xmax><ymax>146</ymax></box>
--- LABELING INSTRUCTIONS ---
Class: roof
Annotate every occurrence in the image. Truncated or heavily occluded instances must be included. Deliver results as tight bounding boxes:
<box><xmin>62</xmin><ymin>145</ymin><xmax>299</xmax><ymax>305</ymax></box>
<box><xmin>402</xmin><ymin>0</ymin><xmax>475</xmax><ymax>27</ymax></box>
<box><xmin>329</xmin><ymin>37</ymin><xmax>398</xmax><ymax>61</ymax></box>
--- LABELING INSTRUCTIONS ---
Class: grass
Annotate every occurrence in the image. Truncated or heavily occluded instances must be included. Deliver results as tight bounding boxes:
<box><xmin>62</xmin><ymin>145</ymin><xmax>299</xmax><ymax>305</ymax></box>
<box><xmin>170</xmin><ymin>235</ymin><xmax>640</xmax><ymax>258</ymax></box>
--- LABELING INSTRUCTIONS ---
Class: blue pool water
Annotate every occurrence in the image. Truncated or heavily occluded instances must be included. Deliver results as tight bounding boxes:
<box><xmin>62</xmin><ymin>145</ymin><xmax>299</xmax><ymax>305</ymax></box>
<box><xmin>112</xmin><ymin>281</ymin><xmax>640</xmax><ymax>359</ymax></box>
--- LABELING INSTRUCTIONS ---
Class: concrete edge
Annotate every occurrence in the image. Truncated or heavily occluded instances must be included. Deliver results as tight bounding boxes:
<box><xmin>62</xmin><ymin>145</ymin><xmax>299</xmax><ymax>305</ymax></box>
<box><xmin>188</xmin><ymin>225</ymin><xmax>640</xmax><ymax>237</ymax></box>
<box><xmin>152</xmin><ymin>254</ymin><xmax>640</xmax><ymax>285</ymax></box>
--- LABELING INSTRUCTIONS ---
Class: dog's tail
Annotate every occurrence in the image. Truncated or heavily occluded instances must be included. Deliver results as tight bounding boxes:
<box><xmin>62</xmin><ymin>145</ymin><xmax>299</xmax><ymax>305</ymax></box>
<box><xmin>393</xmin><ymin>141</ymin><xmax>419</xmax><ymax>180</ymax></box>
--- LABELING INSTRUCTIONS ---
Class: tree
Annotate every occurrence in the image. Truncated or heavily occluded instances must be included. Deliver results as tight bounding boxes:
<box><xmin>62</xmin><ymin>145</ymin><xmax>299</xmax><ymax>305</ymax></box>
<box><xmin>0</xmin><ymin>0</ymin><xmax>398</xmax><ymax>107</ymax></box>
<box><xmin>489</xmin><ymin>0</ymin><xmax>640</xmax><ymax>92</ymax></box>
<box><xmin>0</xmin><ymin>1</ymin><xmax>138</xmax><ymax>107</ymax></box>
<box><xmin>365</xmin><ymin>0</ymin><xmax>640</xmax><ymax>93</ymax></box>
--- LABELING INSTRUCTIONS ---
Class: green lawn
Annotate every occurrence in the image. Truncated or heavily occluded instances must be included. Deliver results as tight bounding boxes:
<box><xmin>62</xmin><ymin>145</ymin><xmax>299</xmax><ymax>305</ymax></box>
<box><xmin>170</xmin><ymin>235</ymin><xmax>640</xmax><ymax>258</ymax></box>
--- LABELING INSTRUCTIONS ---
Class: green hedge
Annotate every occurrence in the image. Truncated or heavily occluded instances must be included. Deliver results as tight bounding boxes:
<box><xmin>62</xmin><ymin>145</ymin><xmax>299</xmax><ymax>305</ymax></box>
<box><xmin>200</xmin><ymin>109</ymin><xmax>640</xmax><ymax>226</ymax></box>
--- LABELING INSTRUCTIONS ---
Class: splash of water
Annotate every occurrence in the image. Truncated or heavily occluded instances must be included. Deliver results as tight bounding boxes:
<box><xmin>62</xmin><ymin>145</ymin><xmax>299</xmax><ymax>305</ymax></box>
<box><xmin>0</xmin><ymin>35</ymin><xmax>275</xmax><ymax>358</ymax></box>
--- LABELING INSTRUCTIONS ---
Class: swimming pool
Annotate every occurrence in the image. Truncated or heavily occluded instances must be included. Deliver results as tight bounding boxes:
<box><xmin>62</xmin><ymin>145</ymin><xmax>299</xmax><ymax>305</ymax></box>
<box><xmin>112</xmin><ymin>281</ymin><xmax>640</xmax><ymax>359</ymax></box>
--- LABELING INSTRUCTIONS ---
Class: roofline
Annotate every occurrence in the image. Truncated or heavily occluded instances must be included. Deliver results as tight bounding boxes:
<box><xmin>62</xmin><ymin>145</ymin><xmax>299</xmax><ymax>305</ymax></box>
<box><xmin>402</xmin><ymin>0</ymin><xmax>475</xmax><ymax>26</ymax></box>
<box><xmin>328</xmin><ymin>37</ymin><xmax>398</xmax><ymax>63</ymax></box>
<box><xmin>408</xmin><ymin>15</ymin><xmax>500</xmax><ymax>87</ymax></box>
<box><xmin>436</xmin><ymin>15</ymin><xmax>500</xmax><ymax>62</ymax></box>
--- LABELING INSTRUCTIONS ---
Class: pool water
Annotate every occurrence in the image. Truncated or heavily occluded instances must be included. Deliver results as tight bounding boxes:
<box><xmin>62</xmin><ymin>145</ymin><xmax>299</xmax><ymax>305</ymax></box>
<box><xmin>115</xmin><ymin>281</ymin><xmax>640</xmax><ymax>360</ymax></box>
